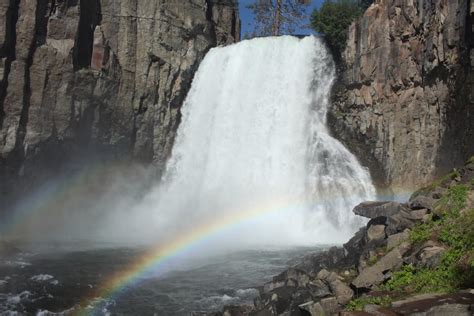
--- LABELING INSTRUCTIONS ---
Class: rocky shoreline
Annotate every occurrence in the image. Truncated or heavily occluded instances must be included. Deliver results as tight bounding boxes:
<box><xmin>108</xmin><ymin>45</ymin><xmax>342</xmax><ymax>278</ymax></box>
<box><xmin>212</xmin><ymin>158</ymin><xmax>474</xmax><ymax>315</ymax></box>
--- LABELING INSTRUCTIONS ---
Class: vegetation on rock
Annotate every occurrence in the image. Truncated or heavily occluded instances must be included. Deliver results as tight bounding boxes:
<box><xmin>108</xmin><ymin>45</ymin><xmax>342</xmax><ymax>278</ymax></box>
<box><xmin>346</xmin><ymin>160</ymin><xmax>474</xmax><ymax>311</ymax></box>
<box><xmin>347</xmin><ymin>295</ymin><xmax>392</xmax><ymax>311</ymax></box>
<box><xmin>310</xmin><ymin>0</ymin><xmax>373</xmax><ymax>59</ymax></box>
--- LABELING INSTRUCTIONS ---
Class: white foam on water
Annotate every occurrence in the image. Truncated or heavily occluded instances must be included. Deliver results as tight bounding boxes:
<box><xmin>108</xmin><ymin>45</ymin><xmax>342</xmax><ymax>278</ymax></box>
<box><xmin>30</xmin><ymin>274</ymin><xmax>54</xmax><ymax>282</ymax></box>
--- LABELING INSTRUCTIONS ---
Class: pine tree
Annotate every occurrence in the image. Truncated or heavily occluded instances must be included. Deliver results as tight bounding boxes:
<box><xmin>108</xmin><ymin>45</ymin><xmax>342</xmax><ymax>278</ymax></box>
<box><xmin>246</xmin><ymin>0</ymin><xmax>311</xmax><ymax>37</ymax></box>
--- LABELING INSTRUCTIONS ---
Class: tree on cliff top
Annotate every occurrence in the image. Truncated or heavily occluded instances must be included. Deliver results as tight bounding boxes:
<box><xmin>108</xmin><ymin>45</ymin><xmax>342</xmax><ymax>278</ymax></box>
<box><xmin>246</xmin><ymin>0</ymin><xmax>311</xmax><ymax>37</ymax></box>
<box><xmin>311</xmin><ymin>0</ymin><xmax>370</xmax><ymax>61</ymax></box>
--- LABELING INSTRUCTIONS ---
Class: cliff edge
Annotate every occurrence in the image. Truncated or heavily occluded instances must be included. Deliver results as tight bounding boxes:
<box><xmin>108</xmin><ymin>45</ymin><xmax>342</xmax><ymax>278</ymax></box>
<box><xmin>0</xmin><ymin>0</ymin><xmax>240</xmax><ymax>210</ymax></box>
<box><xmin>329</xmin><ymin>0</ymin><xmax>474</xmax><ymax>191</ymax></box>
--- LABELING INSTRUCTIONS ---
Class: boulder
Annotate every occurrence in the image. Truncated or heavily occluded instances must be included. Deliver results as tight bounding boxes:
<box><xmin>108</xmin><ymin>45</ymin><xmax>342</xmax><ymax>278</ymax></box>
<box><xmin>407</xmin><ymin>242</ymin><xmax>447</xmax><ymax>269</ymax></box>
<box><xmin>367</xmin><ymin>224</ymin><xmax>386</xmax><ymax>241</ymax></box>
<box><xmin>409</xmin><ymin>196</ymin><xmax>436</xmax><ymax>210</ymax></box>
<box><xmin>352</xmin><ymin>242</ymin><xmax>411</xmax><ymax>290</ymax></box>
<box><xmin>263</xmin><ymin>268</ymin><xmax>309</xmax><ymax>293</ymax></box>
<box><xmin>316</xmin><ymin>270</ymin><xmax>353</xmax><ymax>305</ymax></box>
<box><xmin>410</xmin><ymin>209</ymin><xmax>429</xmax><ymax>220</ymax></box>
<box><xmin>307</xmin><ymin>279</ymin><xmax>331</xmax><ymax>299</ymax></box>
<box><xmin>343</xmin><ymin>227</ymin><xmax>367</xmax><ymax>265</ymax></box>
<box><xmin>319</xmin><ymin>297</ymin><xmax>339</xmax><ymax>314</ymax></box>
<box><xmin>298</xmin><ymin>301</ymin><xmax>324</xmax><ymax>315</ymax></box>
<box><xmin>353</xmin><ymin>201</ymin><xmax>403</xmax><ymax>219</ymax></box>
<box><xmin>329</xmin><ymin>279</ymin><xmax>354</xmax><ymax>305</ymax></box>
<box><xmin>295</xmin><ymin>247</ymin><xmax>348</xmax><ymax>276</ymax></box>
<box><xmin>387</xmin><ymin>229</ymin><xmax>411</xmax><ymax>249</ymax></box>
<box><xmin>418</xmin><ymin>246</ymin><xmax>446</xmax><ymax>268</ymax></box>
<box><xmin>385</xmin><ymin>210</ymin><xmax>418</xmax><ymax>235</ymax></box>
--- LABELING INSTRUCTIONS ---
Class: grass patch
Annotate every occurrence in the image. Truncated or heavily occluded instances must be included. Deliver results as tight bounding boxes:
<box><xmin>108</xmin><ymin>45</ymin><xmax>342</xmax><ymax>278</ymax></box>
<box><xmin>434</xmin><ymin>184</ymin><xmax>468</xmax><ymax>215</ymax></box>
<box><xmin>466</xmin><ymin>156</ymin><xmax>474</xmax><ymax>165</ymax></box>
<box><xmin>410</xmin><ymin>221</ymin><xmax>435</xmax><ymax>244</ymax></box>
<box><xmin>346</xmin><ymin>295</ymin><xmax>392</xmax><ymax>311</ymax></box>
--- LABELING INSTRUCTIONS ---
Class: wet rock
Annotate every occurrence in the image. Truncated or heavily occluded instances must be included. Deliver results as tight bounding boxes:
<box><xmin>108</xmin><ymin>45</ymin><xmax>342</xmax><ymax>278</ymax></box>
<box><xmin>263</xmin><ymin>268</ymin><xmax>310</xmax><ymax>293</ymax></box>
<box><xmin>343</xmin><ymin>228</ymin><xmax>367</xmax><ymax>264</ymax></box>
<box><xmin>354</xmin><ymin>201</ymin><xmax>403</xmax><ymax>219</ymax></box>
<box><xmin>221</xmin><ymin>305</ymin><xmax>254</xmax><ymax>316</ymax></box>
<box><xmin>295</xmin><ymin>247</ymin><xmax>348</xmax><ymax>277</ymax></box>
<box><xmin>367</xmin><ymin>224</ymin><xmax>386</xmax><ymax>241</ymax></box>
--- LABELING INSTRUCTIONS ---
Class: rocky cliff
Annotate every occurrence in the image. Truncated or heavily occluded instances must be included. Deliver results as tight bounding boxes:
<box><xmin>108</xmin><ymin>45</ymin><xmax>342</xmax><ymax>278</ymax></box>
<box><xmin>329</xmin><ymin>0</ymin><xmax>474</xmax><ymax>190</ymax></box>
<box><xmin>0</xmin><ymin>0</ymin><xmax>240</xmax><ymax>209</ymax></box>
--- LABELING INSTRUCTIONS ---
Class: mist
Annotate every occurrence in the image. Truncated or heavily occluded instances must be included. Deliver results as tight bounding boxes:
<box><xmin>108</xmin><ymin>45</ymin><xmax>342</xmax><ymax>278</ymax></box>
<box><xmin>2</xmin><ymin>37</ymin><xmax>376</xmax><ymax>255</ymax></box>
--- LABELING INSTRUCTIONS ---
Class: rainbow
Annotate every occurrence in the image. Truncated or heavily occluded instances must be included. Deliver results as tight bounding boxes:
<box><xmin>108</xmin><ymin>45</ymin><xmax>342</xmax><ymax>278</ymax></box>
<box><xmin>0</xmin><ymin>161</ymin><xmax>143</xmax><ymax>240</ymax></box>
<box><xmin>75</xmin><ymin>197</ymin><xmax>305</xmax><ymax>315</ymax></box>
<box><xmin>74</xmin><ymin>191</ymin><xmax>411</xmax><ymax>315</ymax></box>
<box><xmin>0</xmin><ymin>164</ymin><xmax>412</xmax><ymax>315</ymax></box>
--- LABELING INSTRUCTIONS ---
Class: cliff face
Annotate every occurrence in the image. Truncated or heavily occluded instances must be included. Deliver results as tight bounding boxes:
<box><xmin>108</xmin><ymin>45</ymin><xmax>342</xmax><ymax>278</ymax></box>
<box><xmin>329</xmin><ymin>0</ymin><xmax>474</xmax><ymax>190</ymax></box>
<box><xmin>0</xmin><ymin>0</ymin><xmax>239</xmax><ymax>207</ymax></box>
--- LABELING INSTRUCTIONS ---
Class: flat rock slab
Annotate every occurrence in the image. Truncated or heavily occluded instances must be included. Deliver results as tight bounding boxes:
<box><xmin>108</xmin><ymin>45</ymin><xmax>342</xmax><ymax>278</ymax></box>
<box><xmin>354</xmin><ymin>201</ymin><xmax>403</xmax><ymax>219</ymax></box>
<box><xmin>391</xmin><ymin>292</ymin><xmax>474</xmax><ymax>315</ymax></box>
<box><xmin>352</xmin><ymin>242</ymin><xmax>411</xmax><ymax>289</ymax></box>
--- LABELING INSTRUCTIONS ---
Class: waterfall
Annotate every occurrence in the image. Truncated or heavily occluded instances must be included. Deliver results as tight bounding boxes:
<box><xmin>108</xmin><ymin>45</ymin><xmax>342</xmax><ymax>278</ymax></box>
<box><xmin>145</xmin><ymin>36</ymin><xmax>376</xmax><ymax>246</ymax></box>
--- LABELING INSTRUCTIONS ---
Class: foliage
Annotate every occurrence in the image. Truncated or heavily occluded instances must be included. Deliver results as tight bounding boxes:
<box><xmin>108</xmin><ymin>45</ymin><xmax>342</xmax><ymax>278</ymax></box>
<box><xmin>310</xmin><ymin>0</ymin><xmax>364</xmax><ymax>59</ymax></box>
<box><xmin>246</xmin><ymin>0</ymin><xmax>311</xmax><ymax>37</ymax></box>
<box><xmin>434</xmin><ymin>184</ymin><xmax>468</xmax><ymax>215</ymax></box>
<box><xmin>346</xmin><ymin>295</ymin><xmax>392</xmax><ymax>311</ymax></box>
<box><xmin>410</xmin><ymin>220</ymin><xmax>435</xmax><ymax>244</ymax></box>
<box><xmin>388</xmin><ymin>206</ymin><xmax>474</xmax><ymax>294</ymax></box>
<box><xmin>466</xmin><ymin>156</ymin><xmax>474</xmax><ymax>165</ymax></box>
<box><xmin>358</xmin><ymin>0</ymin><xmax>373</xmax><ymax>9</ymax></box>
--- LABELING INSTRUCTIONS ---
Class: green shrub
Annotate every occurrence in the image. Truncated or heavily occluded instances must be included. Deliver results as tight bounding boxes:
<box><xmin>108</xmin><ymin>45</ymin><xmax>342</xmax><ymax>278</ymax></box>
<box><xmin>387</xmin><ymin>207</ymin><xmax>474</xmax><ymax>294</ymax></box>
<box><xmin>311</xmin><ymin>0</ymin><xmax>363</xmax><ymax>60</ymax></box>
<box><xmin>410</xmin><ymin>220</ymin><xmax>435</xmax><ymax>244</ymax></box>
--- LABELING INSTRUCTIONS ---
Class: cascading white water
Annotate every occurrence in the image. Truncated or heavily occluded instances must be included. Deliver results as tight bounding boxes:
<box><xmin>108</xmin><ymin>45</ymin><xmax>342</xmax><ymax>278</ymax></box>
<box><xmin>145</xmin><ymin>36</ymin><xmax>376</xmax><ymax>246</ymax></box>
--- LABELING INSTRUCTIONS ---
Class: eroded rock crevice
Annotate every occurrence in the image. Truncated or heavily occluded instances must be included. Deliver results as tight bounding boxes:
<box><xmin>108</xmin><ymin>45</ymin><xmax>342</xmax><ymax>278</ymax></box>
<box><xmin>73</xmin><ymin>0</ymin><xmax>101</xmax><ymax>70</ymax></box>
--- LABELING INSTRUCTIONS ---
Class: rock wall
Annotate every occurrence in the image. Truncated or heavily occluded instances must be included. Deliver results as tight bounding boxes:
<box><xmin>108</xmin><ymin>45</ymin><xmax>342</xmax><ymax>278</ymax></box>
<box><xmin>329</xmin><ymin>0</ymin><xmax>474</xmax><ymax>191</ymax></box>
<box><xmin>0</xmin><ymin>0</ymin><xmax>240</xmax><ymax>209</ymax></box>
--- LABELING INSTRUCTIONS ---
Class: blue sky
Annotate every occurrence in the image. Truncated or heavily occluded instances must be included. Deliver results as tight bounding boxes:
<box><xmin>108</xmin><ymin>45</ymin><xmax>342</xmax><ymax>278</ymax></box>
<box><xmin>238</xmin><ymin>0</ymin><xmax>325</xmax><ymax>36</ymax></box>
